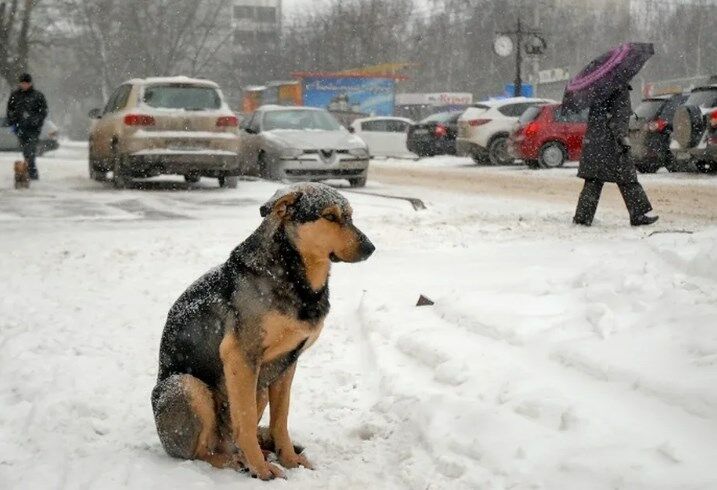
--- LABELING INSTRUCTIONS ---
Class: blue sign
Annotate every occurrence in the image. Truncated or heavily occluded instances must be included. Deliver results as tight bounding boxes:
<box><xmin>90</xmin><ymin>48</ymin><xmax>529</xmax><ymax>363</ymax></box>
<box><xmin>503</xmin><ymin>83</ymin><xmax>534</xmax><ymax>97</ymax></box>
<box><xmin>301</xmin><ymin>76</ymin><xmax>395</xmax><ymax>116</ymax></box>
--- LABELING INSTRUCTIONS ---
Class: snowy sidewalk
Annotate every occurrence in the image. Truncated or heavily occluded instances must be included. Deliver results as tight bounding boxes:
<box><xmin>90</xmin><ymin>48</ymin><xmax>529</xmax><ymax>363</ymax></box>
<box><xmin>1</xmin><ymin>147</ymin><xmax>716</xmax><ymax>489</ymax></box>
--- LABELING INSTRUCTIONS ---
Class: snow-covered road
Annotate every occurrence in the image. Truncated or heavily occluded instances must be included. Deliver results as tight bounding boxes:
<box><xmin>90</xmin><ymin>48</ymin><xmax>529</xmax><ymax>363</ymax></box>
<box><xmin>1</xmin><ymin>144</ymin><xmax>716</xmax><ymax>489</ymax></box>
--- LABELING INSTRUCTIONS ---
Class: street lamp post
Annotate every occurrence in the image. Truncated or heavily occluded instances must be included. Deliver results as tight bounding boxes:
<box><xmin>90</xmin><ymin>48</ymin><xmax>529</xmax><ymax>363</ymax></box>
<box><xmin>495</xmin><ymin>18</ymin><xmax>546</xmax><ymax>97</ymax></box>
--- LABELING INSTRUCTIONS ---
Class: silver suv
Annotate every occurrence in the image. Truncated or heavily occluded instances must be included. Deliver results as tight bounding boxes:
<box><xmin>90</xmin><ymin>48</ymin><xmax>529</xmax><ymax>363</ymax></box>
<box><xmin>88</xmin><ymin>77</ymin><xmax>242</xmax><ymax>188</ymax></box>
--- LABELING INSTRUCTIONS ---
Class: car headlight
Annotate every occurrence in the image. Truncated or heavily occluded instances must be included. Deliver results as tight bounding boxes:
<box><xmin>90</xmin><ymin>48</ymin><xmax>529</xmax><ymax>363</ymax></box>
<box><xmin>349</xmin><ymin>146</ymin><xmax>369</xmax><ymax>158</ymax></box>
<box><xmin>280</xmin><ymin>147</ymin><xmax>303</xmax><ymax>159</ymax></box>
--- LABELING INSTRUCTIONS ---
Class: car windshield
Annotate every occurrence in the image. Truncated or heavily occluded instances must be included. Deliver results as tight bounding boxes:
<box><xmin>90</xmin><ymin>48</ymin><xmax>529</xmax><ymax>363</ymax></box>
<box><xmin>421</xmin><ymin>112</ymin><xmax>459</xmax><ymax>124</ymax></box>
<box><xmin>143</xmin><ymin>84</ymin><xmax>221</xmax><ymax>110</ymax></box>
<box><xmin>684</xmin><ymin>89</ymin><xmax>717</xmax><ymax>109</ymax></box>
<box><xmin>634</xmin><ymin>100</ymin><xmax>665</xmax><ymax>120</ymax></box>
<box><xmin>262</xmin><ymin>110</ymin><xmax>342</xmax><ymax>131</ymax></box>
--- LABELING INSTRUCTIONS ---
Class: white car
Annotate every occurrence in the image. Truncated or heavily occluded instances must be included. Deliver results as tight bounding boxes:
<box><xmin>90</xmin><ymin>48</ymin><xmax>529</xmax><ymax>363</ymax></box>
<box><xmin>457</xmin><ymin>97</ymin><xmax>554</xmax><ymax>165</ymax></box>
<box><xmin>349</xmin><ymin>116</ymin><xmax>415</xmax><ymax>158</ymax></box>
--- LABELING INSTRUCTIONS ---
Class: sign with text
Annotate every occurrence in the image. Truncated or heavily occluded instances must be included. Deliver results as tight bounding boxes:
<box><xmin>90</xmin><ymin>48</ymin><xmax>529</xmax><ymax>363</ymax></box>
<box><xmin>301</xmin><ymin>76</ymin><xmax>395</xmax><ymax>116</ymax></box>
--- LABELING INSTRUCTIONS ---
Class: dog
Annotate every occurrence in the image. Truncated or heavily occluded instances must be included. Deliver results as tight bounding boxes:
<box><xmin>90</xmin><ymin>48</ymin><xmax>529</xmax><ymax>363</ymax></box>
<box><xmin>14</xmin><ymin>160</ymin><xmax>30</xmax><ymax>189</ymax></box>
<box><xmin>151</xmin><ymin>182</ymin><xmax>375</xmax><ymax>480</ymax></box>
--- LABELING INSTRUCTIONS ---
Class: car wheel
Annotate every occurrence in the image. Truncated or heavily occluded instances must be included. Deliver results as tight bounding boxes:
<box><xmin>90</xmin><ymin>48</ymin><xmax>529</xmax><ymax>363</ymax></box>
<box><xmin>472</xmin><ymin>152</ymin><xmax>488</xmax><ymax>165</ymax></box>
<box><xmin>673</xmin><ymin>105</ymin><xmax>705</xmax><ymax>149</ymax></box>
<box><xmin>184</xmin><ymin>174</ymin><xmax>200</xmax><ymax>184</ymax></box>
<box><xmin>349</xmin><ymin>176</ymin><xmax>367</xmax><ymax>188</ymax></box>
<box><xmin>538</xmin><ymin>142</ymin><xmax>567</xmax><ymax>169</ymax></box>
<box><xmin>88</xmin><ymin>144</ymin><xmax>107</xmax><ymax>181</ymax></box>
<box><xmin>665</xmin><ymin>157</ymin><xmax>684</xmax><ymax>173</ymax></box>
<box><xmin>635</xmin><ymin>161</ymin><xmax>660</xmax><ymax>174</ymax></box>
<box><xmin>258</xmin><ymin>152</ymin><xmax>270</xmax><ymax>179</ymax></box>
<box><xmin>694</xmin><ymin>160</ymin><xmax>716</xmax><ymax>174</ymax></box>
<box><xmin>89</xmin><ymin>160</ymin><xmax>106</xmax><ymax>181</ymax></box>
<box><xmin>112</xmin><ymin>154</ymin><xmax>132</xmax><ymax>188</ymax></box>
<box><xmin>218</xmin><ymin>175</ymin><xmax>238</xmax><ymax>188</ymax></box>
<box><xmin>487</xmin><ymin>135</ymin><xmax>512</xmax><ymax>166</ymax></box>
<box><xmin>524</xmin><ymin>159</ymin><xmax>540</xmax><ymax>169</ymax></box>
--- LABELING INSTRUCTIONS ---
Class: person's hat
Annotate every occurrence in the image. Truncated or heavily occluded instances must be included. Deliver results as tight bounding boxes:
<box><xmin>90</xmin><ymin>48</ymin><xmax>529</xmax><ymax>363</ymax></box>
<box><xmin>18</xmin><ymin>73</ymin><xmax>32</xmax><ymax>83</ymax></box>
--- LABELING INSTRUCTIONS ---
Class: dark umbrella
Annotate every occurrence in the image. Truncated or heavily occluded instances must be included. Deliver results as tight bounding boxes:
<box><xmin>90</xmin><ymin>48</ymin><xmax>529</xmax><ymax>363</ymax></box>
<box><xmin>562</xmin><ymin>42</ymin><xmax>654</xmax><ymax>112</ymax></box>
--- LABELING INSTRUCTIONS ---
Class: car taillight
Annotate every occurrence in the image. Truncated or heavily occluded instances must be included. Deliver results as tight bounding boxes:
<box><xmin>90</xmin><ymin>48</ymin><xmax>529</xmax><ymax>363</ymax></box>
<box><xmin>434</xmin><ymin>124</ymin><xmax>447</xmax><ymax>137</ymax></box>
<box><xmin>124</xmin><ymin>114</ymin><xmax>155</xmax><ymax>126</ymax></box>
<box><xmin>647</xmin><ymin>118</ymin><xmax>668</xmax><ymax>133</ymax></box>
<box><xmin>524</xmin><ymin>121</ymin><xmax>541</xmax><ymax>137</ymax></box>
<box><xmin>710</xmin><ymin>111</ymin><xmax>717</xmax><ymax>129</ymax></box>
<box><xmin>468</xmin><ymin>119</ymin><xmax>490</xmax><ymax>127</ymax></box>
<box><xmin>216</xmin><ymin>116</ymin><xmax>238</xmax><ymax>127</ymax></box>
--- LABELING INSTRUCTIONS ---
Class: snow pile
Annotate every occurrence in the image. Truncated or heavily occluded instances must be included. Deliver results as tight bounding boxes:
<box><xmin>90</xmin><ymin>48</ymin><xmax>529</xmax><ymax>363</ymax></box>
<box><xmin>0</xmin><ymin>147</ymin><xmax>716</xmax><ymax>489</ymax></box>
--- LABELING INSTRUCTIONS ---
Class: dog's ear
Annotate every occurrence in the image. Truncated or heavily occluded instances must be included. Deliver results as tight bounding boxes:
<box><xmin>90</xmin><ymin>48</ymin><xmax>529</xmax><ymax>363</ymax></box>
<box><xmin>260</xmin><ymin>191</ymin><xmax>303</xmax><ymax>219</ymax></box>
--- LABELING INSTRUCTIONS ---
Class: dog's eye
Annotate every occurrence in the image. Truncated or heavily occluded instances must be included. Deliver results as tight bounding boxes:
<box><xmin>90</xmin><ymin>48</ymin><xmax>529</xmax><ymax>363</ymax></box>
<box><xmin>324</xmin><ymin>214</ymin><xmax>339</xmax><ymax>223</ymax></box>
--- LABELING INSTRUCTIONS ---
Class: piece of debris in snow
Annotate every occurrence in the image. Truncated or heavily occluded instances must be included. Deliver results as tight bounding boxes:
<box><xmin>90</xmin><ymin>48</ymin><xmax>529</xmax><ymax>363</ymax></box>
<box><xmin>416</xmin><ymin>295</ymin><xmax>435</xmax><ymax>306</ymax></box>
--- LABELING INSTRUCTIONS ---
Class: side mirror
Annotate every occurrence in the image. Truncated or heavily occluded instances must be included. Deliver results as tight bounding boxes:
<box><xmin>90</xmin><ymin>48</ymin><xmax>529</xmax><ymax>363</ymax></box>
<box><xmin>348</xmin><ymin>126</ymin><xmax>355</xmax><ymax>133</ymax></box>
<box><xmin>88</xmin><ymin>108</ymin><xmax>102</xmax><ymax>119</ymax></box>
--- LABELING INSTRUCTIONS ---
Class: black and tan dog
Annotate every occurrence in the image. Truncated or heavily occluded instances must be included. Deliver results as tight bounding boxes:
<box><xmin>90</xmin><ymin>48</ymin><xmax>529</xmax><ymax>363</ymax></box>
<box><xmin>151</xmin><ymin>182</ymin><xmax>374</xmax><ymax>480</ymax></box>
<box><xmin>14</xmin><ymin>160</ymin><xmax>30</xmax><ymax>189</ymax></box>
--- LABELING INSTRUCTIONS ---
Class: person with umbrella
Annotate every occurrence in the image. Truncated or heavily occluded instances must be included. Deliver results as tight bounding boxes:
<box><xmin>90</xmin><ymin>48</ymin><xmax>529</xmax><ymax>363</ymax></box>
<box><xmin>564</xmin><ymin>43</ymin><xmax>659</xmax><ymax>227</ymax></box>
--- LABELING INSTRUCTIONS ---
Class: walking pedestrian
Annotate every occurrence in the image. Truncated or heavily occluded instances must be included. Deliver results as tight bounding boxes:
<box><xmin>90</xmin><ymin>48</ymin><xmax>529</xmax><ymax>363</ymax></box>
<box><xmin>6</xmin><ymin>73</ymin><xmax>48</xmax><ymax>180</ymax></box>
<box><xmin>573</xmin><ymin>85</ymin><xmax>658</xmax><ymax>226</ymax></box>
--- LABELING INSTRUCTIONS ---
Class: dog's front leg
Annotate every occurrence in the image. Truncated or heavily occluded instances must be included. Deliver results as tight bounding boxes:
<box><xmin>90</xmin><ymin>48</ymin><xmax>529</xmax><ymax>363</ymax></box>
<box><xmin>220</xmin><ymin>333</ymin><xmax>285</xmax><ymax>480</ymax></box>
<box><xmin>269</xmin><ymin>363</ymin><xmax>314</xmax><ymax>470</ymax></box>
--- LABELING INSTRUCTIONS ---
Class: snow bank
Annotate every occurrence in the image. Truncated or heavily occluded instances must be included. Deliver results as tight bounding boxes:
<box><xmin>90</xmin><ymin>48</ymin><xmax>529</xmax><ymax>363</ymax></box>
<box><xmin>1</xmin><ymin>148</ymin><xmax>716</xmax><ymax>488</ymax></box>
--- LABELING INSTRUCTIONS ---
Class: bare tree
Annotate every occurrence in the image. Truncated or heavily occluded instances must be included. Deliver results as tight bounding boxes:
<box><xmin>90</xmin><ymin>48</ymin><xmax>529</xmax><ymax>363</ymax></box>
<box><xmin>0</xmin><ymin>0</ymin><xmax>38</xmax><ymax>87</ymax></box>
<box><xmin>59</xmin><ymin>0</ymin><xmax>232</xmax><ymax>99</ymax></box>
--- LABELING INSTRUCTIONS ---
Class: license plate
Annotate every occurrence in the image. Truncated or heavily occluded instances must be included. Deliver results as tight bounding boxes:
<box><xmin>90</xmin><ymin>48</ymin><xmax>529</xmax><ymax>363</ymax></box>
<box><xmin>413</xmin><ymin>129</ymin><xmax>429</xmax><ymax>135</ymax></box>
<box><xmin>168</xmin><ymin>140</ymin><xmax>209</xmax><ymax>150</ymax></box>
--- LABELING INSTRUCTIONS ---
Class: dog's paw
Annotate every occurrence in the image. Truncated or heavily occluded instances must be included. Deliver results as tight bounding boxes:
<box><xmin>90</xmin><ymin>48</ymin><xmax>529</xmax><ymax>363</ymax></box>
<box><xmin>251</xmin><ymin>462</ymin><xmax>286</xmax><ymax>481</ymax></box>
<box><xmin>279</xmin><ymin>451</ymin><xmax>314</xmax><ymax>470</ymax></box>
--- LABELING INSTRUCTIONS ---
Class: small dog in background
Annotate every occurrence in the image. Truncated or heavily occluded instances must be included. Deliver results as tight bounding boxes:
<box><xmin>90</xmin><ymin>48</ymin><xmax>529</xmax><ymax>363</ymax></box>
<box><xmin>14</xmin><ymin>160</ymin><xmax>30</xmax><ymax>189</ymax></box>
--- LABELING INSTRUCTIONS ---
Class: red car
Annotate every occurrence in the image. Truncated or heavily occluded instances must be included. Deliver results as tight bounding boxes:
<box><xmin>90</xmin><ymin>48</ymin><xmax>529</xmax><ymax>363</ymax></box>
<box><xmin>510</xmin><ymin>104</ymin><xmax>588</xmax><ymax>168</ymax></box>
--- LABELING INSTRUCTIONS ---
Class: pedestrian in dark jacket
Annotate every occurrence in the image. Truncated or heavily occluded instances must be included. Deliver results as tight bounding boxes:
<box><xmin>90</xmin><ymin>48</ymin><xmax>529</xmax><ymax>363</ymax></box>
<box><xmin>573</xmin><ymin>85</ymin><xmax>658</xmax><ymax>226</ymax></box>
<box><xmin>6</xmin><ymin>73</ymin><xmax>48</xmax><ymax>180</ymax></box>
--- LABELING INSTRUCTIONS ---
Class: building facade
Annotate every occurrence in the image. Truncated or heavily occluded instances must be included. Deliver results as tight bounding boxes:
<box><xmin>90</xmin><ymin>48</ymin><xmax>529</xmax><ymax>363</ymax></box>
<box><xmin>232</xmin><ymin>0</ymin><xmax>282</xmax><ymax>54</ymax></box>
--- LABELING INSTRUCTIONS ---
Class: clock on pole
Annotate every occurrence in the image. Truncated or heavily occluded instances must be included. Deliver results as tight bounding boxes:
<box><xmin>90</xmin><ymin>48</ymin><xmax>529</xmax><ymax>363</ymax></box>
<box><xmin>494</xmin><ymin>35</ymin><xmax>514</xmax><ymax>58</ymax></box>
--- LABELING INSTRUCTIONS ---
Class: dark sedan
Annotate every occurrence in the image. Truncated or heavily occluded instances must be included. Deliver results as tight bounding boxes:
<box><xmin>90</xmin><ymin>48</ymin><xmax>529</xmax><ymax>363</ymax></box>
<box><xmin>628</xmin><ymin>93</ymin><xmax>687</xmax><ymax>173</ymax></box>
<box><xmin>406</xmin><ymin>111</ymin><xmax>462</xmax><ymax>157</ymax></box>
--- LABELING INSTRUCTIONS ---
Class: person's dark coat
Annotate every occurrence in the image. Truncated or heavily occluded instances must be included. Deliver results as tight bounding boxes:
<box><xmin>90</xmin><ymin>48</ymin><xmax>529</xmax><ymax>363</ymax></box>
<box><xmin>6</xmin><ymin>87</ymin><xmax>48</xmax><ymax>137</ymax></box>
<box><xmin>577</xmin><ymin>87</ymin><xmax>637</xmax><ymax>184</ymax></box>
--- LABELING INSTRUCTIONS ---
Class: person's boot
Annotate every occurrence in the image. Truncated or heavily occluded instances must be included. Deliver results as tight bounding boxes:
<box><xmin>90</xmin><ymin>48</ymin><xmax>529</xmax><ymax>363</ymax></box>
<box><xmin>28</xmin><ymin>167</ymin><xmax>39</xmax><ymax>180</ymax></box>
<box><xmin>630</xmin><ymin>214</ymin><xmax>659</xmax><ymax>226</ymax></box>
<box><xmin>572</xmin><ymin>216</ymin><xmax>592</xmax><ymax>226</ymax></box>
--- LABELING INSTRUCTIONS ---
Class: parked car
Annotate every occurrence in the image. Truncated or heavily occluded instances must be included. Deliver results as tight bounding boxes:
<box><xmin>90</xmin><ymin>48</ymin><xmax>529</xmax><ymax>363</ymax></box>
<box><xmin>87</xmin><ymin>76</ymin><xmax>242</xmax><ymax>188</ymax></box>
<box><xmin>238</xmin><ymin>105</ymin><xmax>370</xmax><ymax>187</ymax></box>
<box><xmin>349</xmin><ymin>116</ymin><xmax>415</xmax><ymax>158</ymax></box>
<box><xmin>457</xmin><ymin>97</ymin><xmax>554</xmax><ymax>165</ymax></box>
<box><xmin>509</xmin><ymin>103</ymin><xmax>587</xmax><ymax>169</ymax></box>
<box><xmin>0</xmin><ymin>117</ymin><xmax>60</xmax><ymax>155</ymax></box>
<box><xmin>671</xmin><ymin>84</ymin><xmax>717</xmax><ymax>173</ymax></box>
<box><xmin>406</xmin><ymin>111</ymin><xmax>462</xmax><ymax>157</ymax></box>
<box><xmin>628</xmin><ymin>93</ymin><xmax>688</xmax><ymax>173</ymax></box>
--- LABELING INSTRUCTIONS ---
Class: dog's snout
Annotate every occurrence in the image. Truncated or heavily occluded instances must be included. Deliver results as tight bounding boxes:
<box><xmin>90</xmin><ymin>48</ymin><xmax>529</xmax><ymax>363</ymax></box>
<box><xmin>358</xmin><ymin>234</ymin><xmax>375</xmax><ymax>260</ymax></box>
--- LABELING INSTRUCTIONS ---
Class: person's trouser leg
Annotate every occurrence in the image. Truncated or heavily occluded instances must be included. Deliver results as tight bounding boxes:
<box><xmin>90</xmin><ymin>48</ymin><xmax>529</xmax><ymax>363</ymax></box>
<box><xmin>617</xmin><ymin>182</ymin><xmax>652</xmax><ymax>219</ymax></box>
<box><xmin>574</xmin><ymin>179</ymin><xmax>603</xmax><ymax>225</ymax></box>
<box><xmin>19</xmin><ymin>133</ymin><xmax>39</xmax><ymax>179</ymax></box>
